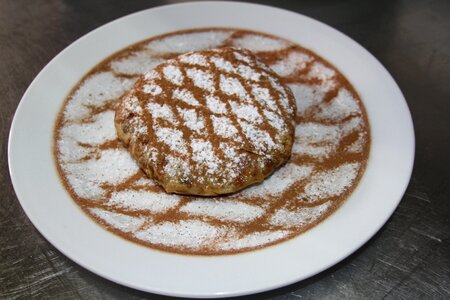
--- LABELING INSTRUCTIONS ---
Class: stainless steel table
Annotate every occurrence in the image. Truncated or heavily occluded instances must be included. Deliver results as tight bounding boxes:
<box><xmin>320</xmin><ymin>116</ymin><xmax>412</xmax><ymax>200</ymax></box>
<box><xmin>1</xmin><ymin>0</ymin><xmax>449</xmax><ymax>298</ymax></box>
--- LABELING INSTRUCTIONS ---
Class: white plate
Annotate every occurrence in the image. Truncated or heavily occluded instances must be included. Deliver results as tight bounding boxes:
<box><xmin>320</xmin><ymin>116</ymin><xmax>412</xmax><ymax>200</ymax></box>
<box><xmin>8</xmin><ymin>1</ymin><xmax>414</xmax><ymax>298</ymax></box>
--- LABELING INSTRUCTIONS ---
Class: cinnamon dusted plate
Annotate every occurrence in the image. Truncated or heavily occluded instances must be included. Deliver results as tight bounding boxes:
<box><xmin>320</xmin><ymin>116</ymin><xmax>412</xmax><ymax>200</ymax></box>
<box><xmin>8</xmin><ymin>2</ymin><xmax>414</xmax><ymax>297</ymax></box>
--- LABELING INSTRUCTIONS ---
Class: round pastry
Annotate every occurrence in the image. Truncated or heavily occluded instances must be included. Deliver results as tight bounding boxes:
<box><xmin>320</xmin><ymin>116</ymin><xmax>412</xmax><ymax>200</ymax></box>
<box><xmin>115</xmin><ymin>47</ymin><xmax>296</xmax><ymax>196</ymax></box>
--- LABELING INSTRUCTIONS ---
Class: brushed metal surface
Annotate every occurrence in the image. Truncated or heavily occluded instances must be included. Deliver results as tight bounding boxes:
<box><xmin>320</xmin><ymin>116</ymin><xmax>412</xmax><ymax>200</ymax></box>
<box><xmin>1</xmin><ymin>0</ymin><xmax>449</xmax><ymax>298</ymax></box>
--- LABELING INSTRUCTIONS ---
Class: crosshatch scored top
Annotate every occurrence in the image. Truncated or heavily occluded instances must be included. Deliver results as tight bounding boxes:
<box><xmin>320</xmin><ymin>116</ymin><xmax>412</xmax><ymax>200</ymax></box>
<box><xmin>116</xmin><ymin>47</ymin><xmax>296</xmax><ymax>195</ymax></box>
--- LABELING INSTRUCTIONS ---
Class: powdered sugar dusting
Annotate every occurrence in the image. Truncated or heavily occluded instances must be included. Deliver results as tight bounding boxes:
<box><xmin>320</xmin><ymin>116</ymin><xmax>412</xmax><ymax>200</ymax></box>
<box><xmin>133</xmin><ymin>177</ymin><xmax>158</xmax><ymax>187</ymax></box>
<box><xmin>109</xmin><ymin>190</ymin><xmax>180</xmax><ymax>212</ymax></box>
<box><xmin>293</xmin><ymin>123</ymin><xmax>342</xmax><ymax>158</ymax></box>
<box><xmin>191</xmin><ymin>139</ymin><xmax>220</xmax><ymax>175</ymax></box>
<box><xmin>143</xmin><ymin>83</ymin><xmax>162</xmax><ymax>95</ymax></box>
<box><xmin>292</xmin><ymin>117</ymin><xmax>363</xmax><ymax>159</ymax></box>
<box><xmin>233</xmin><ymin>50</ymin><xmax>252</xmax><ymax>64</ymax></box>
<box><xmin>179</xmin><ymin>53</ymin><xmax>208</xmax><ymax>66</ymax></box>
<box><xmin>239</xmin><ymin>120</ymin><xmax>276</xmax><ymax>152</ymax></box>
<box><xmin>123</xmin><ymin>95</ymin><xmax>143</xmax><ymax>115</ymax></box>
<box><xmin>268</xmin><ymin>77</ymin><xmax>294</xmax><ymax>114</ymax></box>
<box><xmin>218</xmin><ymin>230</ymin><xmax>290</xmax><ymax>250</ymax></box>
<box><xmin>263</xmin><ymin>109</ymin><xmax>285</xmax><ymax>131</ymax></box>
<box><xmin>288</xmin><ymin>83</ymin><xmax>327</xmax><ymax>116</ymax></box>
<box><xmin>64</xmin><ymin>72</ymin><xmax>134</xmax><ymax>122</ymax></box>
<box><xmin>146</xmin><ymin>31</ymin><xmax>233</xmax><ymax>53</ymax></box>
<box><xmin>302</xmin><ymin>163</ymin><xmax>360</xmax><ymax>202</ymax></box>
<box><xmin>163</xmin><ymin>64</ymin><xmax>184</xmax><ymax>85</ymax></box>
<box><xmin>252</xmin><ymin>84</ymin><xmax>278</xmax><ymax>111</ymax></box>
<box><xmin>206</xmin><ymin>95</ymin><xmax>227</xmax><ymax>114</ymax></box>
<box><xmin>64</xmin><ymin>149</ymin><xmax>139</xmax><ymax>199</ymax></box>
<box><xmin>111</xmin><ymin>51</ymin><xmax>164</xmax><ymax>75</ymax></box>
<box><xmin>186</xmin><ymin>68</ymin><xmax>215</xmax><ymax>92</ymax></box>
<box><xmin>211</xmin><ymin>56</ymin><xmax>235</xmax><ymax>73</ymax></box>
<box><xmin>180</xmin><ymin>199</ymin><xmax>264</xmax><ymax>223</ymax></box>
<box><xmin>232</xmin><ymin>34</ymin><xmax>290</xmax><ymax>52</ymax></box>
<box><xmin>270</xmin><ymin>51</ymin><xmax>313</xmax><ymax>77</ymax></box>
<box><xmin>173</xmin><ymin>88</ymin><xmax>200</xmax><ymax>106</ymax></box>
<box><xmin>147</xmin><ymin>102</ymin><xmax>178</xmax><ymax>124</ymax></box>
<box><xmin>90</xmin><ymin>208</ymin><xmax>146</xmax><ymax>232</ymax></box>
<box><xmin>307</xmin><ymin>62</ymin><xmax>336</xmax><ymax>81</ymax></box>
<box><xmin>316</xmin><ymin>88</ymin><xmax>360</xmax><ymax>121</ymax></box>
<box><xmin>177</xmin><ymin>107</ymin><xmax>205</xmax><ymax>133</ymax></box>
<box><xmin>144</xmin><ymin>69</ymin><xmax>160</xmax><ymax>81</ymax></box>
<box><xmin>220</xmin><ymin>74</ymin><xmax>249</xmax><ymax>101</ymax></box>
<box><xmin>134</xmin><ymin>220</ymin><xmax>225</xmax><ymax>249</ymax></box>
<box><xmin>61</xmin><ymin>111</ymin><xmax>116</xmax><ymax>146</ymax></box>
<box><xmin>154</xmin><ymin>125</ymin><xmax>187</xmax><ymax>154</ymax></box>
<box><xmin>58</xmin><ymin>137</ymin><xmax>91</xmax><ymax>163</ymax></box>
<box><xmin>270</xmin><ymin>202</ymin><xmax>331</xmax><ymax>227</ymax></box>
<box><xmin>237</xmin><ymin>64</ymin><xmax>261</xmax><ymax>81</ymax></box>
<box><xmin>237</xmin><ymin>163</ymin><xmax>313</xmax><ymax>198</ymax></box>
<box><xmin>164</xmin><ymin>155</ymin><xmax>191</xmax><ymax>179</ymax></box>
<box><xmin>230</xmin><ymin>101</ymin><xmax>262</xmax><ymax>124</ymax></box>
<box><xmin>211</xmin><ymin>115</ymin><xmax>240</xmax><ymax>139</ymax></box>
<box><xmin>347</xmin><ymin>133</ymin><xmax>365</xmax><ymax>153</ymax></box>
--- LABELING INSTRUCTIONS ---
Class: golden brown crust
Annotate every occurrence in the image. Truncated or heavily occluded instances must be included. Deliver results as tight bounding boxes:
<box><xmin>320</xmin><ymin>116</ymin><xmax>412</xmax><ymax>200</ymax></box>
<box><xmin>115</xmin><ymin>47</ymin><xmax>296</xmax><ymax>195</ymax></box>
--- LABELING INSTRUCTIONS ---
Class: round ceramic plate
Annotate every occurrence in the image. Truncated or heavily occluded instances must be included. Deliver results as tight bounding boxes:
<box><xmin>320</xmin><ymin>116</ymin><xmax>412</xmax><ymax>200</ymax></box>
<box><xmin>8</xmin><ymin>1</ymin><xmax>414</xmax><ymax>298</ymax></box>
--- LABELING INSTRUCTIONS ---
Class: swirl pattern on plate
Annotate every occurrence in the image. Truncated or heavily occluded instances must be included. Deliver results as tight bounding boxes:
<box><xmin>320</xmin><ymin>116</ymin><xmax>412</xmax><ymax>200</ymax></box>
<box><xmin>54</xmin><ymin>28</ymin><xmax>370</xmax><ymax>255</ymax></box>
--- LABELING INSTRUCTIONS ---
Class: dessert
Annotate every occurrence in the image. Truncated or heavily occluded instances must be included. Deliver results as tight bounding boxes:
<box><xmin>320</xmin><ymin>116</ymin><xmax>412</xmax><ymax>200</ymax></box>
<box><xmin>115</xmin><ymin>47</ymin><xmax>296</xmax><ymax>196</ymax></box>
<box><xmin>54</xmin><ymin>29</ymin><xmax>370</xmax><ymax>255</ymax></box>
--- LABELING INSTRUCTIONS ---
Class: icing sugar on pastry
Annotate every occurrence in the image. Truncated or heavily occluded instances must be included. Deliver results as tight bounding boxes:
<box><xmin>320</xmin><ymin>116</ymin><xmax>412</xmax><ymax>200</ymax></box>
<box><xmin>115</xmin><ymin>47</ymin><xmax>296</xmax><ymax>196</ymax></box>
